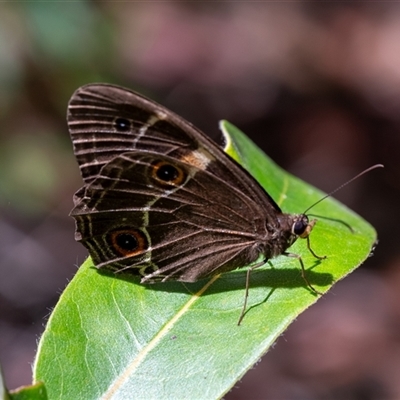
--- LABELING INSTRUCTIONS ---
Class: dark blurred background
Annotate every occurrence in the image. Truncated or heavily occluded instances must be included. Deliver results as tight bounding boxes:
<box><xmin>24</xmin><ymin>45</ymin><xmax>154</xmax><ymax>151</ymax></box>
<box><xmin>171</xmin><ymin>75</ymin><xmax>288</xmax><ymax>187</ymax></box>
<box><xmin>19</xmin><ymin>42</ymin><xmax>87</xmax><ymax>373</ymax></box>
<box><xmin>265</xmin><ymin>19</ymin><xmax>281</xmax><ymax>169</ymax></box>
<box><xmin>1</xmin><ymin>2</ymin><xmax>399</xmax><ymax>399</ymax></box>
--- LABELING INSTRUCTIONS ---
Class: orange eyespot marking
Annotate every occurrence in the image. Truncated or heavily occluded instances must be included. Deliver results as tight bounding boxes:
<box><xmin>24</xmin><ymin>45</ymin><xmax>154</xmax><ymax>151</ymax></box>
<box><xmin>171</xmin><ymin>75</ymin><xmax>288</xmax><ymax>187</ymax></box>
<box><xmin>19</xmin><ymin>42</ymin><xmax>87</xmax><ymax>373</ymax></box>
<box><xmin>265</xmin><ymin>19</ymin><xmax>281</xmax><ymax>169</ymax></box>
<box><xmin>109</xmin><ymin>228</ymin><xmax>148</xmax><ymax>257</ymax></box>
<box><xmin>151</xmin><ymin>160</ymin><xmax>186</xmax><ymax>186</ymax></box>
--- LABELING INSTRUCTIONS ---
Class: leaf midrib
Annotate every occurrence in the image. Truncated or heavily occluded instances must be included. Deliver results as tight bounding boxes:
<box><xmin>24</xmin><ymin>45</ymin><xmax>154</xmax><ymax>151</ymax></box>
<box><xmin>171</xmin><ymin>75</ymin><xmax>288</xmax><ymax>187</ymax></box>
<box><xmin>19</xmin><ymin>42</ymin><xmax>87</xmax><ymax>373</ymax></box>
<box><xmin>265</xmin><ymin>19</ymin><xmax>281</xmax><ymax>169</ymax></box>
<box><xmin>102</xmin><ymin>274</ymin><xmax>220</xmax><ymax>399</ymax></box>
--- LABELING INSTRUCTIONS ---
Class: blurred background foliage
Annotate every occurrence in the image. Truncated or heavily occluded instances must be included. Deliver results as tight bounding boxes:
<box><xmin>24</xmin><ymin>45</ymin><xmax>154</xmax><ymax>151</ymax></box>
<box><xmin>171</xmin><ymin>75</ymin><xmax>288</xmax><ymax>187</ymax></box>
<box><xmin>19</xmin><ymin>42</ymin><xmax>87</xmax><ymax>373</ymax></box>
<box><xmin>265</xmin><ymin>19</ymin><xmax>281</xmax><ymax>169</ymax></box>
<box><xmin>1</xmin><ymin>2</ymin><xmax>400</xmax><ymax>399</ymax></box>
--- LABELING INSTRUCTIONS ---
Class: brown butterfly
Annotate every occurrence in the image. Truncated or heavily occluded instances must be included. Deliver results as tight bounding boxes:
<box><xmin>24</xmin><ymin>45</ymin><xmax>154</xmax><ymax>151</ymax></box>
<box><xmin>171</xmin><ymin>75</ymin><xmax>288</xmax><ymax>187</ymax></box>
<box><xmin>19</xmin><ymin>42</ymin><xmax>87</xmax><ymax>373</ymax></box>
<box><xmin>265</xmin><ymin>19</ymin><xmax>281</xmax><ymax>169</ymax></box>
<box><xmin>69</xmin><ymin>84</ymin><xmax>375</xmax><ymax>323</ymax></box>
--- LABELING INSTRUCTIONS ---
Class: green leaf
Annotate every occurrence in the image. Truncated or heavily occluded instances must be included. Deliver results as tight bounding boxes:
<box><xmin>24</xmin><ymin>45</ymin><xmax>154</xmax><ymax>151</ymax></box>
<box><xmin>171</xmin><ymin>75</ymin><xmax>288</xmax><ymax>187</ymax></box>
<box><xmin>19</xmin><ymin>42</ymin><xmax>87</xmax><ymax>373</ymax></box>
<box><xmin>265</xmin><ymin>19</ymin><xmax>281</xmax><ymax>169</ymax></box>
<box><xmin>9</xmin><ymin>382</ymin><xmax>47</xmax><ymax>400</ymax></box>
<box><xmin>33</xmin><ymin>122</ymin><xmax>376</xmax><ymax>399</ymax></box>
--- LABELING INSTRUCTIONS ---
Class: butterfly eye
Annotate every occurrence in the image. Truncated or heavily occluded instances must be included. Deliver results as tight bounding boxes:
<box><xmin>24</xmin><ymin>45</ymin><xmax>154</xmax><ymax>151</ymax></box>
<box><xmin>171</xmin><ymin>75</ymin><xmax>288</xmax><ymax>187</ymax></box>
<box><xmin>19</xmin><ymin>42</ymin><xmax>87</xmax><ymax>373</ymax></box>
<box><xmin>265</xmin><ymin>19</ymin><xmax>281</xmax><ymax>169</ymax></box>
<box><xmin>114</xmin><ymin>117</ymin><xmax>131</xmax><ymax>132</ymax></box>
<box><xmin>292</xmin><ymin>216</ymin><xmax>309</xmax><ymax>237</ymax></box>
<box><xmin>109</xmin><ymin>228</ymin><xmax>148</xmax><ymax>257</ymax></box>
<box><xmin>151</xmin><ymin>161</ymin><xmax>186</xmax><ymax>187</ymax></box>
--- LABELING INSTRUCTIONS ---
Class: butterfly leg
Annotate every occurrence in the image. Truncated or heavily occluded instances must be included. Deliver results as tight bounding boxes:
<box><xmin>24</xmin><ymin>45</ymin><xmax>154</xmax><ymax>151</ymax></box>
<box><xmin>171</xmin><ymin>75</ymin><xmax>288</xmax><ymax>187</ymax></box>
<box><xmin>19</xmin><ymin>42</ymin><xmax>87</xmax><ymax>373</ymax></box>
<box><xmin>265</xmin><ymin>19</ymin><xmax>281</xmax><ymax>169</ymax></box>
<box><xmin>306</xmin><ymin>235</ymin><xmax>327</xmax><ymax>260</ymax></box>
<box><xmin>284</xmin><ymin>252</ymin><xmax>323</xmax><ymax>296</ymax></box>
<box><xmin>237</xmin><ymin>260</ymin><xmax>265</xmax><ymax>326</ymax></box>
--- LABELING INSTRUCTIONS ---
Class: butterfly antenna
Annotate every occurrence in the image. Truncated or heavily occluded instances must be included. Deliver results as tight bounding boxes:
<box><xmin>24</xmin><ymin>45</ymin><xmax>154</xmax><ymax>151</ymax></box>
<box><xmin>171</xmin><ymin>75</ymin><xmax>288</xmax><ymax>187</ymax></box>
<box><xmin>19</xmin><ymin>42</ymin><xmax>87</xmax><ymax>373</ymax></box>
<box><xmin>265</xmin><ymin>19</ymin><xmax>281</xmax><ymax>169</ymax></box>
<box><xmin>303</xmin><ymin>164</ymin><xmax>384</xmax><ymax>215</ymax></box>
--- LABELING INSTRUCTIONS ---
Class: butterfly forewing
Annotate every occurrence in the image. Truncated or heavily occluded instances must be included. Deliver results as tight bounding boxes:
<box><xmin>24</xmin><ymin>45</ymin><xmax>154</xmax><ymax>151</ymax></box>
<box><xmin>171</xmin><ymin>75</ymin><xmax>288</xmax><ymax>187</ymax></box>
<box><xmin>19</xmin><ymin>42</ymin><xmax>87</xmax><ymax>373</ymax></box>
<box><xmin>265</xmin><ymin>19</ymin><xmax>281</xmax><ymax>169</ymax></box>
<box><xmin>69</xmin><ymin>85</ymin><xmax>204</xmax><ymax>184</ymax></box>
<box><xmin>68</xmin><ymin>84</ymin><xmax>280</xmax><ymax>210</ymax></box>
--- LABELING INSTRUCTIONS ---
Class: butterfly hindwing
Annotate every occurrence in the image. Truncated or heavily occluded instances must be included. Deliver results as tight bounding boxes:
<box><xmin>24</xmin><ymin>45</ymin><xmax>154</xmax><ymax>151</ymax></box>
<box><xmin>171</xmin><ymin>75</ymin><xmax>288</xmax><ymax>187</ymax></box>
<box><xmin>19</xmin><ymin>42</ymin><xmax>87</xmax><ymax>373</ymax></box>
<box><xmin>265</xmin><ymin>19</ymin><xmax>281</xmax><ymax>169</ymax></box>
<box><xmin>71</xmin><ymin>151</ymin><xmax>271</xmax><ymax>281</ymax></box>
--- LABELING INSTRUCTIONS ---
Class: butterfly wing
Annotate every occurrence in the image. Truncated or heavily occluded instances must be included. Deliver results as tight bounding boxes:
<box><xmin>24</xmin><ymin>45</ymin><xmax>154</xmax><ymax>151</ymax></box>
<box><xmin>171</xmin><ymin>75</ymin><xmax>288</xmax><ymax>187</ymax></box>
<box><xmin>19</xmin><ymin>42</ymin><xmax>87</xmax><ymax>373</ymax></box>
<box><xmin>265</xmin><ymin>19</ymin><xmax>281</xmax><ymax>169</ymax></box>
<box><xmin>68</xmin><ymin>84</ymin><xmax>280</xmax><ymax>210</ymax></box>
<box><xmin>68</xmin><ymin>84</ymin><xmax>283</xmax><ymax>281</ymax></box>
<box><xmin>72</xmin><ymin>151</ymin><xmax>273</xmax><ymax>281</ymax></box>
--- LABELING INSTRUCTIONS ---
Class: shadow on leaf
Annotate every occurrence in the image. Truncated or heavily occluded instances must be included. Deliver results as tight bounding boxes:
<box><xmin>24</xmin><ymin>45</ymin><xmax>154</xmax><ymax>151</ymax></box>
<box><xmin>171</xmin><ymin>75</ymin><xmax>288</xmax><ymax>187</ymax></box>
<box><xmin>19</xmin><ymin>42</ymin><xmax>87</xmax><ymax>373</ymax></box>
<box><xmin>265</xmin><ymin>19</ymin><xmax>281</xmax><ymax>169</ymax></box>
<box><xmin>96</xmin><ymin>263</ymin><xmax>333</xmax><ymax>296</ymax></box>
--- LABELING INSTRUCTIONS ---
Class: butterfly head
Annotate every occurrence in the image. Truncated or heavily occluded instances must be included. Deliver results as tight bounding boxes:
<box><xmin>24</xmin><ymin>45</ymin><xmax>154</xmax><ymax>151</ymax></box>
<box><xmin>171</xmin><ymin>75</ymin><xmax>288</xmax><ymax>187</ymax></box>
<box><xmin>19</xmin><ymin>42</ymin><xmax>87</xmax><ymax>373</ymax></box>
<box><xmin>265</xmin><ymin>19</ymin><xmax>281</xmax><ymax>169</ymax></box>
<box><xmin>271</xmin><ymin>213</ymin><xmax>318</xmax><ymax>259</ymax></box>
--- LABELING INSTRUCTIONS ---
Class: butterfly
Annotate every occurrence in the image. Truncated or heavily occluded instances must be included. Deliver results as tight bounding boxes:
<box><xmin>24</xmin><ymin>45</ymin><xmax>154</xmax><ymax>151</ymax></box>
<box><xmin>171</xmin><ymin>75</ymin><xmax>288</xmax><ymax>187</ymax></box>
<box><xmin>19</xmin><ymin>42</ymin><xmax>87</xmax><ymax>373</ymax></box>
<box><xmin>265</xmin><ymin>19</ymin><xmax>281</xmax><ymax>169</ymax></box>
<box><xmin>68</xmin><ymin>83</ymin><xmax>326</xmax><ymax>323</ymax></box>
